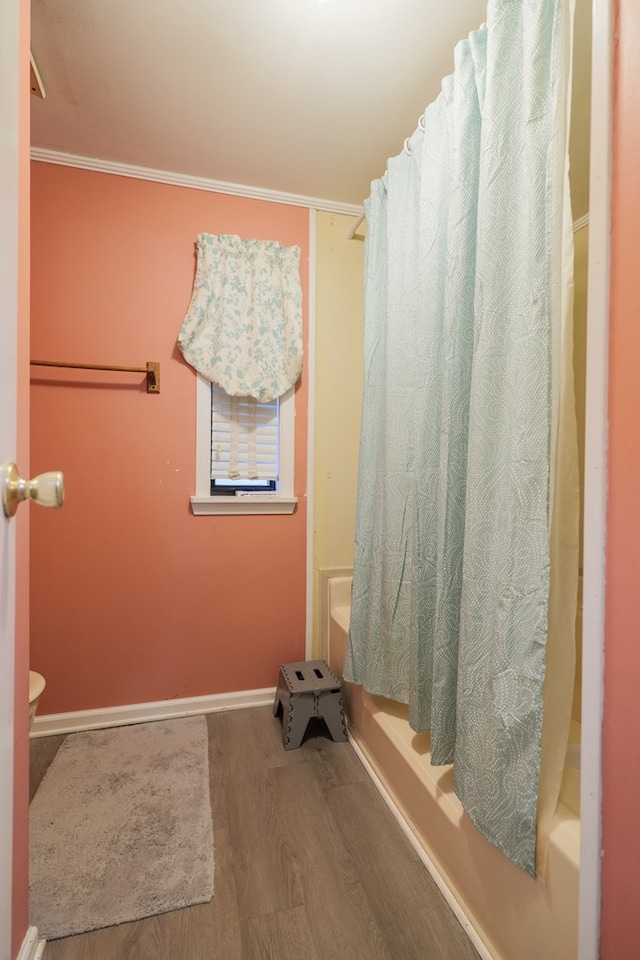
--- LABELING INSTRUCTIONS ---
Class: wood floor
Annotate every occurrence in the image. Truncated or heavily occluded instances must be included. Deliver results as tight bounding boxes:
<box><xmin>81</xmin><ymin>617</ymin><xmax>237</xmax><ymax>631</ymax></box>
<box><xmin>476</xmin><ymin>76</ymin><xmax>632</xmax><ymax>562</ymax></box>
<box><xmin>30</xmin><ymin>706</ymin><xmax>481</xmax><ymax>960</ymax></box>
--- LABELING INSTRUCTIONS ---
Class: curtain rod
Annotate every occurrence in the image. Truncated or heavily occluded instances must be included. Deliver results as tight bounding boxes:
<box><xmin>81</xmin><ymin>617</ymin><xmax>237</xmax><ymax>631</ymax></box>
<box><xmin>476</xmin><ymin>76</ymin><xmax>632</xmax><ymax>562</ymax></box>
<box><xmin>346</xmin><ymin>211</ymin><xmax>365</xmax><ymax>240</ymax></box>
<box><xmin>347</xmin><ymin>21</ymin><xmax>493</xmax><ymax>243</ymax></box>
<box><xmin>30</xmin><ymin>359</ymin><xmax>160</xmax><ymax>394</ymax></box>
<box><xmin>347</xmin><ymin>210</ymin><xmax>590</xmax><ymax>240</ymax></box>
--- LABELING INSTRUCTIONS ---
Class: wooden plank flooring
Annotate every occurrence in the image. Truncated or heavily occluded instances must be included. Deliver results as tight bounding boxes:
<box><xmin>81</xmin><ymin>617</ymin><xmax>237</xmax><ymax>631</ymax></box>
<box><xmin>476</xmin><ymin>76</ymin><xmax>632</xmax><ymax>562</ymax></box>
<box><xmin>30</xmin><ymin>707</ymin><xmax>481</xmax><ymax>960</ymax></box>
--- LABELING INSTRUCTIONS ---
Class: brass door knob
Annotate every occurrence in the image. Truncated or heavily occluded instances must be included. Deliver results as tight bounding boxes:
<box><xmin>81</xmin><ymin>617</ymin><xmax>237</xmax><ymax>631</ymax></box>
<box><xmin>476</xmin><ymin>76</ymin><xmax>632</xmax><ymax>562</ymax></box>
<box><xmin>1</xmin><ymin>462</ymin><xmax>65</xmax><ymax>518</ymax></box>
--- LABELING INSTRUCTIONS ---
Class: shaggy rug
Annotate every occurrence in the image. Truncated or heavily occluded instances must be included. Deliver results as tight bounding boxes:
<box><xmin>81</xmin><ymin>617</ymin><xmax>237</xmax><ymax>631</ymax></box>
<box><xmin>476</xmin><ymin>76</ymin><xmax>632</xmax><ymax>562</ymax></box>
<box><xmin>29</xmin><ymin>715</ymin><xmax>214</xmax><ymax>940</ymax></box>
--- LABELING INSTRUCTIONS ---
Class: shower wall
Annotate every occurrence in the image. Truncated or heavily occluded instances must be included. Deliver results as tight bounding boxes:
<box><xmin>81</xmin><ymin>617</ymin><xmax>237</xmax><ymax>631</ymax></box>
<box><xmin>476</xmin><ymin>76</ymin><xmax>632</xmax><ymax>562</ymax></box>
<box><xmin>312</xmin><ymin>212</ymin><xmax>364</xmax><ymax>655</ymax></box>
<box><xmin>29</xmin><ymin>161</ymin><xmax>309</xmax><ymax>715</ymax></box>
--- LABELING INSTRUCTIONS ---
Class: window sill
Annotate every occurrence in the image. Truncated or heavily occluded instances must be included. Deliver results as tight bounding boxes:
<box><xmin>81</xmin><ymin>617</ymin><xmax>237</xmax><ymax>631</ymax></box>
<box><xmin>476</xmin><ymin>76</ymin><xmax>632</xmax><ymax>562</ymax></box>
<box><xmin>190</xmin><ymin>496</ymin><xmax>298</xmax><ymax>516</ymax></box>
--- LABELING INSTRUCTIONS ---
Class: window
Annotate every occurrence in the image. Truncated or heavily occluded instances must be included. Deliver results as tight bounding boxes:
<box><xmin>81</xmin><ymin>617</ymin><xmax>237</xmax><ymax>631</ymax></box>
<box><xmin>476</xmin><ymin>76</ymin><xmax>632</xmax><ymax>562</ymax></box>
<box><xmin>191</xmin><ymin>376</ymin><xmax>297</xmax><ymax>515</ymax></box>
<box><xmin>209</xmin><ymin>387</ymin><xmax>278</xmax><ymax>494</ymax></box>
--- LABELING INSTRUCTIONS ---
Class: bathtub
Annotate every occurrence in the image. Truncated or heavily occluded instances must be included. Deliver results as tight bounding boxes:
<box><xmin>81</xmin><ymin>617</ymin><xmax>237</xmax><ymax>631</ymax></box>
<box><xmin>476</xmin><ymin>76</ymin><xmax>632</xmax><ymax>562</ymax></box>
<box><xmin>326</xmin><ymin>575</ymin><xmax>579</xmax><ymax>960</ymax></box>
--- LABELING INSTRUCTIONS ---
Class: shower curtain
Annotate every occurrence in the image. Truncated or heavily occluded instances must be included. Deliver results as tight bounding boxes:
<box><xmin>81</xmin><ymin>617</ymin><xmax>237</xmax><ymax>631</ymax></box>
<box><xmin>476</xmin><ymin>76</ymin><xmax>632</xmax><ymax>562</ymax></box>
<box><xmin>344</xmin><ymin>0</ymin><xmax>577</xmax><ymax>877</ymax></box>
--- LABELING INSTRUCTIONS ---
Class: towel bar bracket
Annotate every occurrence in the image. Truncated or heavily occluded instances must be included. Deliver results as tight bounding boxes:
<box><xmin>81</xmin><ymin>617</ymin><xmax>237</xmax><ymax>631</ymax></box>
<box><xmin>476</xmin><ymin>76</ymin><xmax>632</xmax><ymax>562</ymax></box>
<box><xmin>146</xmin><ymin>362</ymin><xmax>160</xmax><ymax>393</ymax></box>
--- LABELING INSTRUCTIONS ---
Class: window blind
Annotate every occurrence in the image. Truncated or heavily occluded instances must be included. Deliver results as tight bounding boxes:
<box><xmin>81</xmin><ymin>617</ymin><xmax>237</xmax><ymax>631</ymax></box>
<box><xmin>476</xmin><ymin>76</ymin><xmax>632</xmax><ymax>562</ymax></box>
<box><xmin>210</xmin><ymin>385</ymin><xmax>279</xmax><ymax>481</ymax></box>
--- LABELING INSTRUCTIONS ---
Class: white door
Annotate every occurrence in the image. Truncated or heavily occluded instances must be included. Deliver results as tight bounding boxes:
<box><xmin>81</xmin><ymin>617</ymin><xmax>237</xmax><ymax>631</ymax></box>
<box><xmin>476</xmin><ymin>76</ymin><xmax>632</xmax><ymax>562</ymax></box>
<box><xmin>0</xmin><ymin>1</ymin><xmax>21</xmax><ymax>957</ymax></box>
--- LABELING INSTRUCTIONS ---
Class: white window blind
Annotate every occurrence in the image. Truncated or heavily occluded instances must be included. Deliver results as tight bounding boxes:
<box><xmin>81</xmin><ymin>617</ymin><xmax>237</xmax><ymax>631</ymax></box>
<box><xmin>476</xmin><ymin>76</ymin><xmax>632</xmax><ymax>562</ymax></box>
<box><xmin>210</xmin><ymin>385</ymin><xmax>279</xmax><ymax>481</ymax></box>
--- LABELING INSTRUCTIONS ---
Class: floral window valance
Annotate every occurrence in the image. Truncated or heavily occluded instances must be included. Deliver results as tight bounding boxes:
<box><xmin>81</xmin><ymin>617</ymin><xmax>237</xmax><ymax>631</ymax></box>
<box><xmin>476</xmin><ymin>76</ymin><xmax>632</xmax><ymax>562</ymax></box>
<box><xmin>178</xmin><ymin>233</ymin><xmax>303</xmax><ymax>403</ymax></box>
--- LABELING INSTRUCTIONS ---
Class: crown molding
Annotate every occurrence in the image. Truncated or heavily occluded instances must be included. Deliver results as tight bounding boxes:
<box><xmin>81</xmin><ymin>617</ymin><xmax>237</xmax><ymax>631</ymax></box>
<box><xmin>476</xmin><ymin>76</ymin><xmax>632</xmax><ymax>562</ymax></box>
<box><xmin>32</xmin><ymin>149</ymin><xmax>588</xmax><ymax>231</ymax></box>
<box><xmin>29</xmin><ymin>148</ymin><xmax>363</xmax><ymax>216</ymax></box>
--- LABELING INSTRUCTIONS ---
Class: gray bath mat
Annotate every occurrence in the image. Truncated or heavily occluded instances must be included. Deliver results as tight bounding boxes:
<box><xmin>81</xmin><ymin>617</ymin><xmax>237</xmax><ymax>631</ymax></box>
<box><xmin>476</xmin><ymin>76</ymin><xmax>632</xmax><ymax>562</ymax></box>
<box><xmin>29</xmin><ymin>715</ymin><xmax>214</xmax><ymax>940</ymax></box>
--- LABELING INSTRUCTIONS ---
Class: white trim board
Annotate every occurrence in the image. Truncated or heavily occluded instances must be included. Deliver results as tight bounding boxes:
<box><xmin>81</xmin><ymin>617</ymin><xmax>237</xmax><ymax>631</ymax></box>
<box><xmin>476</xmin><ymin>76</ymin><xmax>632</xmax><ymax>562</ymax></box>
<box><xmin>578</xmin><ymin>0</ymin><xmax>612</xmax><ymax>956</ymax></box>
<box><xmin>0</xmin><ymin>0</ymin><xmax>19</xmax><ymax>951</ymax></box>
<box><xmin>16</xmin><ymin>927</ymin><xmax>45</xmax><ymax>960</ymax></box>
<box><xmin>30</xmin><ymin>148</ymin><xmax>363</xmax><ymax>216</ymax></box>
<box><xmin>30</xmin><ymin>687</ymin><xmax>276</xmax><ymax>738</ymax></box>
<box><xmin>305</xmin><ymin>208</ymin><xmax>318</xmax><ymax>661</ymax></box>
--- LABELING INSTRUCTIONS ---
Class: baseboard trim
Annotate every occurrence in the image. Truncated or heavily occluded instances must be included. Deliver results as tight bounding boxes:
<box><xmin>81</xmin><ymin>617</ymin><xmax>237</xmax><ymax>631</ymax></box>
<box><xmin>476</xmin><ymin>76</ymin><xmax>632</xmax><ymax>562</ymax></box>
<box><xmin>30</xmin><ymin>687</ymin><xmax>276</xmax><ymax>738</ymax></box>
<box><xmin>347</xmin><ymin>732</ymin><xmax>495</xmax><ymax>960</ymax></box>
<box><xmin>17</xmin><ymin>927</ymin><xmax>45</xmax><ymax>960</ymax></box>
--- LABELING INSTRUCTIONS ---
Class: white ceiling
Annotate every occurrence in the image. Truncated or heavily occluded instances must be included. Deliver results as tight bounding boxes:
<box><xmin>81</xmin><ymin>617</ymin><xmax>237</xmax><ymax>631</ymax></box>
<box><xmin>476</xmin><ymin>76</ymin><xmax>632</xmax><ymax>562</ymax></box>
<box><xmin>30</xmin><ymin>0</ymin><xmax>590</xmax><ymax>214</ymax></box>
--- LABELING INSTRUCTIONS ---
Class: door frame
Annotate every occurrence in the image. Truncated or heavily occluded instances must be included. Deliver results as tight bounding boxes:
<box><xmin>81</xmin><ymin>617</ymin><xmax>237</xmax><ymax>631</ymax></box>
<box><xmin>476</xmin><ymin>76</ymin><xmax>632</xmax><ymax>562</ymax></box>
<box><xmin>578</xmin><ymin>0</ymin><xmax>612</xmax><ymax>956</ymax></box>
<box><xmin>0</xmin><ymin>0</ymin><xmax>21</xmax><ymax>956</ymax></box>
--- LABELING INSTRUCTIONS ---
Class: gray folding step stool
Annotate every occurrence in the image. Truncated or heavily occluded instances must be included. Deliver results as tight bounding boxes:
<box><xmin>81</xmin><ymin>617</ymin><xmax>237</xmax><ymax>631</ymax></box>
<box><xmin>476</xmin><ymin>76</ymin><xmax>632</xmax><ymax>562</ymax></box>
<box><xmin>273</xmin><ymin>660</ymin><xmax>348</xmax><ymax>750</ymax></box>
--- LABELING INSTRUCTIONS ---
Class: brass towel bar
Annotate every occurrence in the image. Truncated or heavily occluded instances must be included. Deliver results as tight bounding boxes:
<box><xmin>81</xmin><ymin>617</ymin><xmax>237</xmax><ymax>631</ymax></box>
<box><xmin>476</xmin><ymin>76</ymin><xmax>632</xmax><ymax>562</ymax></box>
<box><xmin>30</xmin><ymin>360</ymin><xmax>160</xmax><ymax>394</ymax></box>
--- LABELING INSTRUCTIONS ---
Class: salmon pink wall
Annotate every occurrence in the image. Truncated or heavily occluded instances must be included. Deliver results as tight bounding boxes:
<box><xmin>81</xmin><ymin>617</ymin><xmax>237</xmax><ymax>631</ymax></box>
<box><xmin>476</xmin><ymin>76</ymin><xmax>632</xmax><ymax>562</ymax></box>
<box><xmin>601</xmin><ymin>0</ymin><xmax>640</xmax><ymax>953</ymax></box>
<box><xmin>30</xmin><ymin>163</ymin><xmax>308</xmax><ymax>714</ymax></box>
